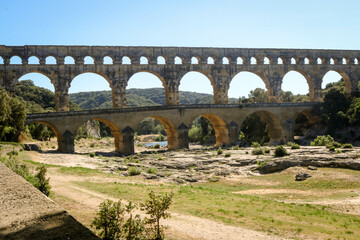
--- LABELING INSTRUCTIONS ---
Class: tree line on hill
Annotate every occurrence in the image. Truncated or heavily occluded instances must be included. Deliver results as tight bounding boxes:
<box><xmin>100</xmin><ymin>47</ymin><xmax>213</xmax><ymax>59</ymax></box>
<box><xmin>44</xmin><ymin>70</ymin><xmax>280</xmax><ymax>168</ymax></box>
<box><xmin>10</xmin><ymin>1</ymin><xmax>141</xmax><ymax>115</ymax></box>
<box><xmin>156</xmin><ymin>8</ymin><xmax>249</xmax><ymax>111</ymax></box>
<box><xmin>0</xmin><ymin>79</ymin><xmax>359</xmax><ymax>145</ymax></box>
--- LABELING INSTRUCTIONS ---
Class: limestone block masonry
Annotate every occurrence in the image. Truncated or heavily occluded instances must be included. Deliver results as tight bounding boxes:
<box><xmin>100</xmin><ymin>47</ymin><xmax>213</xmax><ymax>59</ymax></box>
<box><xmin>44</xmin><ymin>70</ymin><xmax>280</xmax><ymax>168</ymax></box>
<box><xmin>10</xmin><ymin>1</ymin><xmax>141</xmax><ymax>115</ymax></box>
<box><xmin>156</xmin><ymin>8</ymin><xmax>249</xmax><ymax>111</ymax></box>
<box><xmin>1</xmin><ymin>45</ymin><xmax>359</xmax><ymax>111</ymax></box>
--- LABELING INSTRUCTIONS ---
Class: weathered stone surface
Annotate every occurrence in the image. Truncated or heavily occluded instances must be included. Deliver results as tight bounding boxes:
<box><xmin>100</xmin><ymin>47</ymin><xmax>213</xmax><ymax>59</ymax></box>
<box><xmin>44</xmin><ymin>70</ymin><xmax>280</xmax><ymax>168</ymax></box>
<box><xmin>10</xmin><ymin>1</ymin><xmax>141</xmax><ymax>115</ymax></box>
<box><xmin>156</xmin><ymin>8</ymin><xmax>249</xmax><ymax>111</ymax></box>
<box><xmin>295</xmin><ymin>172</ymin><xmax>312</xmax><ymax>181</ymax></box>
<box><xmin>23</xmin><ymin>144</ymin><xmax>41</xmax><ymax>151</ymax></box>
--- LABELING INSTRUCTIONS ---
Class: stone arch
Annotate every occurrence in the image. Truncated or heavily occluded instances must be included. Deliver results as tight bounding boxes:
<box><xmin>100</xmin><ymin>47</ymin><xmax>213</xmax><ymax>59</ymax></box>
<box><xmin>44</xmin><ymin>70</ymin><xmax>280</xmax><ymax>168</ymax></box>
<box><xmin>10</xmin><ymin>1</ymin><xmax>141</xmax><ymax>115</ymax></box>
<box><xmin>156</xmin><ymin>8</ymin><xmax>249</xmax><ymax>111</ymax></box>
<box><xmin>304</xmin><ymin>57</ymin><xmax>311</xmax><ymax>64</ymax></box>
<box><xmin>222</xmin><ymin>57</ymin><xmax>230</xmax><ymax>65</ymax></box>
<box><xmin>250</xmin><ymin>57</ymin><xmax>258</xmax><ymax>64</ymax></box>
<box><xmin>127</xmin><ymin>70</ymin><xmax>169</xmax><ymax>105</ymax></box>
<box><xmin>138</xmin><ymin>115</ymin><xmax>178</xmax><ymax>150</ymax></box>
<box><xmin>291</xmin><ymin>57</ymin><xmax>298</xmax><ymax>64</ymax></box>
<box><xmin>45</xmin><ymin>56</ymin><xmax>57</xmax><ymax>64</ymax></box>
<box><xmin>245</xmin><ymin>110</ymin><xmax>285</xmax><ymax>145</ymax></box>
<box><xmin>27</xmin><ymin>120</ymin><xmax>62</xmax><ymax>151</ymax></box>
<box><xmin>90</xmin><ymin>118</ymin><xmax>122</xmax><ymax>152</ymax></box>
<box><xmin>157</xmin><ymin>56</ymin><xmax>166</xmax><ymax>64</ymax></box>
<box><xmin>103</xmin><ymin>56</ymin><xmax>114</xmax><ymax>64</ymax></box>
<box><xmin>237</xmin><ymin>57</ymin><xmax>244</xmax><ymax>64</ymax></box>
<box><xmin>207</xmin><ymin>56</ymin><xmax>215</xmax><ymax>64</ymax></box>
<box><xmin>179</xmin><ymin>70</ymin><xmax>217</xmax><ymax>103</ymax></box>
<box><xmin>282</xmin><ymin>70</ymin><xmax>314</xmax><ymax>101</ymax></box>
<box><xmin>322</xmin><ymin>70</ymin><xmax>352</xmax><ymax>94</ymax></box>
<box><xmin>122</xmin><ymin>56</ymin><xmax>132</xmax><ymax>64</ymax></box>
<box><xmin>190</xmin><ymin>113</ymin><xmax>229</xmax><ymax>146</ymax></box>
<box><xmin>264</xmin><ymin>56</ymin><xmax>271</xmax><ymax>64</ymax></box>
<box><xmin>84</xmin><ymin>56</ymin><xmax>95</xmax><ymax>64</ymax></box>
<box><xmin>10</xmin><ymin>56</ymin><xmax>22</xmax><ymax>64</ymax></box>
<box><xmin>317</xmin><ymin>57</ymin><xmax>325</xmax><ymax>64</ymax></box>
<box><xmin>140</xmin><ymin>56</ymin><xmax>149</xmax><ymax>64</ymax></box>
<box><xmin>191</xmin><ymin>56</ymin><xmax>199</xmax><ymax>64</ymax></box>
<box><xmin>64</xmin><ymin>56</ymin><xmax>75</xmax><ymax>64</ymax></box>
<box><xmin>230</xmin><ymin>70</ymin><xmax>273</xmax><ymax>99</ymax></box>
<box><xmin>17</xmin><ymin>71</ymin><xmax>55</xmax><ymax>91</ymax></box>
<box><xmin>28</xmin><ymin>56</ymin><xmax>40</xmax><ymax>64</ymax></box>
<box><xmin>277</xmin><ymin>56</ymin><xmax>285</xmax><ymax>64</ymax></box>
<box><xmin>175</xmin><ymin>56</ymin><xmax>183</xmax><ymax>64</ymax></box>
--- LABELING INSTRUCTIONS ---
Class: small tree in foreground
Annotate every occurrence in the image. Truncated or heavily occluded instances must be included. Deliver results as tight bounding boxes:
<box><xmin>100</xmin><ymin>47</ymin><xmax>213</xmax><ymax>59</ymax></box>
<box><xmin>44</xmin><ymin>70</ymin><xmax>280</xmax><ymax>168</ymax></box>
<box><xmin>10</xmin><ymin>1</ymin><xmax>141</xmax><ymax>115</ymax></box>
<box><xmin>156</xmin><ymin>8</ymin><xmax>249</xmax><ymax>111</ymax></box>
<box><xmin>141</xmin><ymin>191</ymin><xmax>174</xmax><ymax>240</ymax></box>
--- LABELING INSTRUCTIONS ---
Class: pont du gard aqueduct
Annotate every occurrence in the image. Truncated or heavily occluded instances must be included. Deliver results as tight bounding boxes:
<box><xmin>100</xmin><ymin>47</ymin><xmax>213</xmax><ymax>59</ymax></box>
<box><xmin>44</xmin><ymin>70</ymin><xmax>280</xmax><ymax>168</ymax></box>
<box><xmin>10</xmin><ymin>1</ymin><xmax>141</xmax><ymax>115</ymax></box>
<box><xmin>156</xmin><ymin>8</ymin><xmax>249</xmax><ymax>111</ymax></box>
<box><xmin>1</xmin><ymin>45</ymin><xmax>360</xmax><ymax>154</ymax></box>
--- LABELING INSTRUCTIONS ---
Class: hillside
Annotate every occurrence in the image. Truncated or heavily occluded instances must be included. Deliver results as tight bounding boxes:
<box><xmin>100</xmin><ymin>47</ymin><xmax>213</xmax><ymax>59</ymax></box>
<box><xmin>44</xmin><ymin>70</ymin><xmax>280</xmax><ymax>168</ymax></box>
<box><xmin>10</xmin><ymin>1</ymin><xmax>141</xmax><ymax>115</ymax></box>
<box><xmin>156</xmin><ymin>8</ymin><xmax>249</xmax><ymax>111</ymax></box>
<box><xmin>69</xmin><ymin>88</ymin><xmax>238</xmax><ymax>109</ymax></box>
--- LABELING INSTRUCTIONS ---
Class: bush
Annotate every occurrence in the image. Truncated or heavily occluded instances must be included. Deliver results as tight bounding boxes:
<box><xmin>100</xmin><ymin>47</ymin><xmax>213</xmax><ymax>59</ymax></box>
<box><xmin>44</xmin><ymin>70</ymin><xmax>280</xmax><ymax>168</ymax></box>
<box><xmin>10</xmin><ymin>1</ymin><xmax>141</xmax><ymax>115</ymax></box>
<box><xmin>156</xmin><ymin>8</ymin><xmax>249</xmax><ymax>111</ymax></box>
<box><xmin>90</xmin><ymin>143</ymin><xmax>95</xmax><ymax>148</ymax></box>
<box><xmin>129</xmin><ymin>167</ymin><xmax>142</xmax><ymax>176</ymax></box>
<box><xmin>291</xmin><ymin>143</ymin><xmax>300</xmax><ymax>149</ymax></box>
<box><xmin>141</xmin><ymin>191</ymin><xmax>174</xmax><ymax>240</ymax></box>
<box><xmin>333</xmin><ymin>142</ymin><xmax>342</xmax><ymax>148</ymax></box>
<box><xmin>232</xmin><ymin>145</ymin><xmax>240</xmax><ymax>150</ymax></box>
<box><xmin>34</xmin><ymin>165</ymin><xmax>51</xmax><ymax>196</ymax></box>
<box><xmin>154</xmin><ymin>144</ymin><xmax>160</xmax><ymax>149</ymax></box>
<box><xmin>274</xmin><ymin>145</ymin><xmax>287</xmax><ymax>157</ymax></box>
<box><xmin>89</xmin><ymin>152</ymin><xmax>95</xmax><ymax>157</ymax></box>
<box><xmin>310</xmin><ymin>135</ymin><xmax>334</xmax><ymax>146</ymax></box>
<box><xmin>251</xmin><ymin>142</ymin><xmax>261</xmax><ymax>148</ymax></box>
<box><xmin>264</xmin><ymin>148</ymin><xmax>271</xmax><ymax>153</ymax></box>
<box><xmin>155</xmin><ymin>134</ymin><xmax>165</xmax><ymax>142</ymax></box>
<box><xmin>343</xmin><ymin>143</ymin><xmax>353</xmax><ymax>148</ymax></box>
<box><xmin>224</xmin><ymin>153</ymin><xmax>231</xmax><ymax>158</ymax></box>
<box><xmin>217</xmin><ymin>147</ymin><xmax>223</xmax><ymax>155</ymax></box>
<box><xmin>92</xmin><ymin>200</ymin><xmax>146</xmax><ymax>240</ymax></box>
<box><xmin>252</xmin><ymin>148</ymin><xmax>264</xmax><ymax>155</ymax></box>
<box><xmin>146</xmin><ymin>167</ymin><xmax>157</xmax><ymax>175</ymax></box>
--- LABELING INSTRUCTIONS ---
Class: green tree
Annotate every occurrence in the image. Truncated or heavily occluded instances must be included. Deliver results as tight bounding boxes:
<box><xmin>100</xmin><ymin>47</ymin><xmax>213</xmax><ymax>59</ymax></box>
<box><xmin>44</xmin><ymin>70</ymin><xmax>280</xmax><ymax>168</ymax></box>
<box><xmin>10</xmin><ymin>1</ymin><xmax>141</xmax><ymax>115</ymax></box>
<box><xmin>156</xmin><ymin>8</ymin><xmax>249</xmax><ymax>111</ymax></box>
<box><xmin>241</xmin><ymin>114</ymin><xmax>270</xmax><ymax>145</ymax></box>
<box><xmin>347</xmin><ymin>97</ymin><xmax>360</xmax><ymax>125</ymax></box>
<box><xmin>248</xmin><ymin>88</ymin><xmax>268</xmax><ymax>103</ymax></box>
<box><xmin>0</xmin><ymin>88</ymin><xmax>26</xmax><ymax>141</ymax></box>
<box><xmin>141</xmin><ymin>191</ymin><xmax>173</xmax><ymax>240</ymax></box>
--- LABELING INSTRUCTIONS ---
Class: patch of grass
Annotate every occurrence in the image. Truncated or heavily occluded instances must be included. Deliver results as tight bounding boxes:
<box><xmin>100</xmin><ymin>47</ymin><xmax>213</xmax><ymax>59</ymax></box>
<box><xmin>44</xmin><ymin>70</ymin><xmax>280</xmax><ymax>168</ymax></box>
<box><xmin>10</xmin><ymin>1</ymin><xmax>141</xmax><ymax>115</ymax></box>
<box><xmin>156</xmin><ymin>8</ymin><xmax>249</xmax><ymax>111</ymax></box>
<box><xmin>128</xmin><ymin>167</ymin><xmax>142</xmax><ymax>176</ymax></box>
<box><xmin>252</xmin><ymin>148</ymin><xmax>264</xmax><ymax>155</ymax></box>
<box><xmin>22</xmin><ymin>160</ymin><xmax>61</xmax><ymax>168</ymax></box>
<box><xmin>343</xmin><ymin>143</ymin><xmax>353</xmax><ymax>149</ymax></box>
<box><xmin>89</xmin><ymin>152</ymin><xmax>96</xmax><ymax>157</ymax></box>
<box><xmin>90</xmin><ymin>143</ymin><xmax>95</xmax><ymax>148</ymax></box>
<box><xmin>217</xmin><ymin>147</ymin><xmax>223</xmax><ymax>155</ymax></box>
<box><xmin>146</xmin><ymin>167</ymin><xmax>157</xmax><ymax>175</ymax></box>
<box><xmin>224</xmin><ymin>153</ymin><xmax>231</xmax><ymax>158</ymax></box>
<box><xmin>73</xmin><ymin>177</ymin><xmax>360</xmax><ymax>240</ymax></box>
<box><xmin>59</xmin><ymin>166</ymin><xmax>103</xmax><ymax>175</ymax></box>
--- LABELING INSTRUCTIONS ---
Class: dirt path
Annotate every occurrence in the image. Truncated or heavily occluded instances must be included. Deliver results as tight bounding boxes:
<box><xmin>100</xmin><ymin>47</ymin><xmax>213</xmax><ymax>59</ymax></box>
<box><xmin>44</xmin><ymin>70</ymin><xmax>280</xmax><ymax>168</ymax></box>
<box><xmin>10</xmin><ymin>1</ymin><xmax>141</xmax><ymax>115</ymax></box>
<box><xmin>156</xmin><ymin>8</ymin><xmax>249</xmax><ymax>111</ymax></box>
<box><xmin>47</xmin><ymin>168</ymin><xmax>286</xmax><ymax>240</ymax></box>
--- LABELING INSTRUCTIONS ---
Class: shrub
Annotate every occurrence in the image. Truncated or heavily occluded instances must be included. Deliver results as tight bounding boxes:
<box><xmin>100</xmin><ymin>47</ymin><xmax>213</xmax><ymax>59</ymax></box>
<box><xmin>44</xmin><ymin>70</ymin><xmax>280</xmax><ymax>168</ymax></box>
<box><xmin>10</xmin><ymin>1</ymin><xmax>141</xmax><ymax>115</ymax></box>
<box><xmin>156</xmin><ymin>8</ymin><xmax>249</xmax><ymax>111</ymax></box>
<box><xmin>154</xmin><ymin>144</ymin><xmax>160</xmax><ymax>149</ymax></box>
<box><xmin>336</xmin><ymin>149</ymin><xmax>342</xmax><ymax>154</ymax></box>
<box><xmin>89</xmin><ymin>152</ymin><xmax>95</xmax><ymax>157</ymax></box>
<box><xmin>155</xmin><ymin>134</ymin><xmax>165</xmax><ymax>142</ymax></box>
<box><xmin>90</xmin><ymin>143</ymin><xmax>95</xmax><ymax>148</ymax></box>
<box><xmin>224</xmin><ymin>153</ymin><xmax>231</xmax><ymax>158</ymax></box>
<box><xmin>92</xmin><ymin>200</ymin><xmax>146</xmax><ymax>240</ymax></box>
<box><xmin>141</xmin><ymin>191</ymin><xmax>174</xmax><ymax>240</ymax></box>
<box><xmin>146</xmin><ymin>167</ymin><xmax>157</xmax><ymax>175</ymax></box>
<box><xmin>251</xmin><ymin>142</ymin><xmax>261</xmax><ymax>148</ymax></box>
<box><xmin>329</xmin><ymin>146</ymin><xmax>335</xmax><ymax>152</ymax></box>
<box><xmin>264</xmin><ymin>148</ymin><xmax>271</xmax><ymax>153</ymax></box>
<box><xmin>34</xmin><ymin>165</ymin><xmax>51</xmax><ymax>196</ymax></box>
<box><xmin>310</xmin><ymin>135</ymin><xmax>334</xmax><ymax>146</ymax></box>
<box><xmin>274</xmin><ymin>145</ymin><xmax>287</xmax><ymax>157</ymax></box>
<box><xmin>291</xmin><ymin>143</ymin><xmax>300</xmax><ymax>149</ymax></box>
<box><xmin>128</xmin><ymin>167</ymin><xmax>142</xmax><ymax>176</ymax></box>
<box><xmin>232</xmin><ymin>145</ymin><xmax>240</xmax><ymax>150</ymax></box>
<box><xmin>217</xmin><ymin>147</ymin><xmax>223</xmax><ymax>155</ymax></box>
<box><xmin>333</xmin><ymin>142</ymin><xmax>342</xmax><ymax>148</ymax></box>
<box><xmin>252</xmin><ymin>148</ymin><xmax>264</xmax><ymax>155</ymax></box>
<box><xmin>343</xmin><ymin>143</ymin><xmax>353</xmax><ymax>148</ymax></box>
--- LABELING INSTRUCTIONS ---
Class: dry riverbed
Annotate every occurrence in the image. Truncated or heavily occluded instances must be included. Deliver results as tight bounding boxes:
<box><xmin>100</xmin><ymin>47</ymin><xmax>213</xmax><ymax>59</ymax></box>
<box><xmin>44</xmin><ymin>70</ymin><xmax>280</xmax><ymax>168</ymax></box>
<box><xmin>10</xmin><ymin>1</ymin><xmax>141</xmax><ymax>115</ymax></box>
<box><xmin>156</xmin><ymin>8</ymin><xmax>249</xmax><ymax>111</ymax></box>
<box><xmin>4</xmin><ymin>139</ymin><xmax>360</xmax><ymax>240</ymax></box>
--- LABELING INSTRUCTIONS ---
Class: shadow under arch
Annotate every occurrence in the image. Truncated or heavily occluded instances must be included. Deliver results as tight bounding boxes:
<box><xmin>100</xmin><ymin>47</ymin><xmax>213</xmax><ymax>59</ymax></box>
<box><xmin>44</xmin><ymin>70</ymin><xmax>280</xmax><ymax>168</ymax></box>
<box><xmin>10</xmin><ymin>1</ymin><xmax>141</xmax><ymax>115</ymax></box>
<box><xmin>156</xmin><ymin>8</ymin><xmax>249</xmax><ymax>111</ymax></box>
<box><xmin>179</xmin><ymin>70</ymin><xmax>218</xmax><ymax>103</ymax></box>
<box><xmin>230</xmin><ymin>71</ymin><xmax>273</xmax><ymax>101</ymax></box>
<box><xmin>146</xmin><ymin>115</ymin><xmax>178</xmax><ymax>150</ymax></box>
<box><xmin>90</xmin><ymin>118</ymin><xmax>122</xmax><ymax>152</ymax></box>
<box><xmin>27</xmin><ymin>120</ymin><xmax>62</xmax><ymax>151</ymax></box>
<box><xmin>127</xmin><ymin>70</ymin><xmax>170</xmax><ymax>105</ymax></box>
<box><xmin>245</xmin><ymin>110</ymin><xmax>285</xmax><ymax>145</ymax></box>
<box><xmin>191</xmin><ymin>113</ymin><xmax>229</xmax><ymax>146</ymax></box>
<box><xmin>282</xmin><ymin>70</ymin><xmax>314</xmax><ymax>101</ymax></box>
<box><xmin>322</xmin><ymin>70</ymin><xmax>352</xmax><ymax>94</ymax></box>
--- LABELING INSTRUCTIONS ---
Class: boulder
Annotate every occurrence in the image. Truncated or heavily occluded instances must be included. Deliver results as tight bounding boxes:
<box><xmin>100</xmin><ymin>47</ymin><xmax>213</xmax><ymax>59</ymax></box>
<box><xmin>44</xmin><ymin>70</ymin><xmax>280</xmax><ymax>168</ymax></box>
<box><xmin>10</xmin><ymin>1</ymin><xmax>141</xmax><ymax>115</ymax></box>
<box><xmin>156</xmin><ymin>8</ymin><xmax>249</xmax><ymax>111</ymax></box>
<box><xmin>295</xmin><ymin>172</ymin><xmax>311</xmax><ymax>181</ymax></box>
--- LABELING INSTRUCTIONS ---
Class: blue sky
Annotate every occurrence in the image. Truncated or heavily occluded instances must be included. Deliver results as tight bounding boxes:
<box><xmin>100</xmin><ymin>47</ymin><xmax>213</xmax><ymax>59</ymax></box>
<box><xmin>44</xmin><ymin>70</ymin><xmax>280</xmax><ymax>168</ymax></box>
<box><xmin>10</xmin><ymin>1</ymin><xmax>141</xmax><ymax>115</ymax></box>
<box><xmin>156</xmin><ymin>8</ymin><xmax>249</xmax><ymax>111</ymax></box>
<box><xmin>2</xmin><ymin>0</ymin><xmax>359</xmax><ymax>98</ymax></box>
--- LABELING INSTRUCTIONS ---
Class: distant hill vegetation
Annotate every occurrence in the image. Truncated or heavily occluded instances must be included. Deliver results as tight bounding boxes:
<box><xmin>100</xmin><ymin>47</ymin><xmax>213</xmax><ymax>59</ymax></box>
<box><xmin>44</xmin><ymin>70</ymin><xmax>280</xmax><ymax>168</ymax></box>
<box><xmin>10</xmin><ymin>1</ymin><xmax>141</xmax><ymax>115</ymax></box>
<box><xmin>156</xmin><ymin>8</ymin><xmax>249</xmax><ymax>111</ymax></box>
<box><xmin>69</xmin><ymin>88</ymin><xmax>238</xmax><ymax>109</ymax></box>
